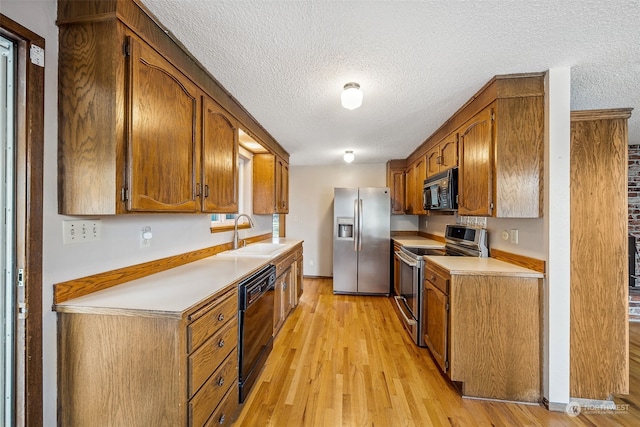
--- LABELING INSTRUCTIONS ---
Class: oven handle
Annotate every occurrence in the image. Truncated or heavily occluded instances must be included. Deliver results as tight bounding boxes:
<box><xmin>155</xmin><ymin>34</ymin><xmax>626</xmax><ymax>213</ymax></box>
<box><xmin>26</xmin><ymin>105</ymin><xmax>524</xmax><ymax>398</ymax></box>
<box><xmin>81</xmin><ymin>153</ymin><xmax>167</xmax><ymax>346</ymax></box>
<box><xmin>395</xmin><ymin>250</ymin><xmax>419</xmax><ymax>267</ymax></box>
<box><xmin>394</xmin><ymin>296</ymin><xmax>417</xmax><ymax>326</ymax></box>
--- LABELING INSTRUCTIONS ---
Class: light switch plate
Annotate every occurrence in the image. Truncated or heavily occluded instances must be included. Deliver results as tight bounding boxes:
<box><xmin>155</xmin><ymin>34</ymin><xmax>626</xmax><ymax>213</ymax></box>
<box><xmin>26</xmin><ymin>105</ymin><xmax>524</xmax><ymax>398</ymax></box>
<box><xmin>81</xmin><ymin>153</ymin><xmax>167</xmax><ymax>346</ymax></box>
<box><xmin>63</xmin><ymin>220</ymin><xmax>101</xmax><ymax>244</ymax></box>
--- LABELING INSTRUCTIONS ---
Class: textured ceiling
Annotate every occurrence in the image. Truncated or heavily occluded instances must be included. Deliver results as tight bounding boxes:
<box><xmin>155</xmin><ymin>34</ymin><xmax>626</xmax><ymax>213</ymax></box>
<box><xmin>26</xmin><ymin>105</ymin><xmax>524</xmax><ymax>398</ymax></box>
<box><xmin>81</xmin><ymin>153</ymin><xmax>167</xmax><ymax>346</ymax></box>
<box><xmin>140</xmin><ymin>0</ymin><xmax>640</xmax><ymax>166</ymax></box>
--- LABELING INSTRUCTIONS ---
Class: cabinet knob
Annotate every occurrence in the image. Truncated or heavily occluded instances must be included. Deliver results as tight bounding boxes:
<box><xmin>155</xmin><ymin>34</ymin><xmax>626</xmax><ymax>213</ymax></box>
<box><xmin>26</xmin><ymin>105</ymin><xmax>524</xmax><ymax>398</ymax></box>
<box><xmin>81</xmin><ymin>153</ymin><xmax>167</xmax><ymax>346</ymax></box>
<box><xmin>217</xmin><ymin>313</ymin><xmax>224</xmax><ymax>322</ymax></box>
<box><xmin>218</xmin><ymin>414</ymin><xmax>226</xmax><ymax>424</ymax></box>
<box><xmin>218</xmin><ymin>339</ymin><xmax>225</xmax><ymax>348</ymax></box>
<box><xmin>217</xmin><ymin>376</ymin><xmax>225</xmax><ymax>387</ymax></box>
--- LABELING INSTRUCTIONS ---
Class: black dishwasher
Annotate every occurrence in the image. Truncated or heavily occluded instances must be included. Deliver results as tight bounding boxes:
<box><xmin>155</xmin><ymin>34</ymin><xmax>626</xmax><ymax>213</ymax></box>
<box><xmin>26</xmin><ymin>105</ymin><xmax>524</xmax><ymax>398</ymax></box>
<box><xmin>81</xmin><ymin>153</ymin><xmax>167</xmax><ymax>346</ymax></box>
<box><xmin>238</xmin><ymin>264</ymin><xmax>276</xmax><ymax>403</ymax></box>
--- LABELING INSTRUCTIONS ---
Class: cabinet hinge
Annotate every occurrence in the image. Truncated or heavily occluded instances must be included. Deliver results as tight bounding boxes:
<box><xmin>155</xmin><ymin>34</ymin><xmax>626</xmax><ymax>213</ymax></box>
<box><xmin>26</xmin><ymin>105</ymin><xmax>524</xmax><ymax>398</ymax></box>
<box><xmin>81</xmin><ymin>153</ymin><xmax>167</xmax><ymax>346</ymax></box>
<box><xmin>491</xmin><ymin>112</ymin><xmax>495</xmax><ymax>122</ymax></box>
<box><xmin>490</xmin><ymin>202</ymin><xmax>494</xmax><ymax>210</ymax></box>
<box><xmin>445</xmin><ymin>302</ymin><xmax>450</xmax><ymax>311</ymax></box>
<box><xmin>445</xmin><ymin>360</ymin><xmax>449</xmax><ymax>370</ymax></box>
<box><xmin>123</xmin><ymin>40</ymin><xmax>131</xmax><ymax>57</ymax></box>
<box><xmin>18</xmin><ymin>303</ymin><xmax>28</xmax><ymax>320</ymax></box>
<box><xmin>121</xmin><ymin>187</ymin><xmax>129</xmax><ymax>201</ymax></box>
<box><xmin>17</xmin><ymin>268</ymin><xmax>25</xmax><ymax>287</ymax></box>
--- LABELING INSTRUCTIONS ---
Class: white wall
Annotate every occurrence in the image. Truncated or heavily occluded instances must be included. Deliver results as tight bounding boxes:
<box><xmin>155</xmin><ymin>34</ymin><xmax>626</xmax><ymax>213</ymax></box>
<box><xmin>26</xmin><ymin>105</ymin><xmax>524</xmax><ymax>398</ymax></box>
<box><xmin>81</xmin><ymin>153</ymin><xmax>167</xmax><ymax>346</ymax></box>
<box><xmin>288</xmin><ymin>163</ymin><xmax>399</xmax><ymax>276</ymax></box>
<box><xmin>3</xmin><ymin>2</ymin><xmax>270</xmax><ymax>423</ymax></box>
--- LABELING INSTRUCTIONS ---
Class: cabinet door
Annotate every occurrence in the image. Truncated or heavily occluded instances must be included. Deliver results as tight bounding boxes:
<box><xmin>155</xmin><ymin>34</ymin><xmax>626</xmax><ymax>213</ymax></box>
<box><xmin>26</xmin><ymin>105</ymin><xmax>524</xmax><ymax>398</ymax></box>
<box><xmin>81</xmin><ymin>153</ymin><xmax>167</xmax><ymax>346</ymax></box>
<box><xmin>423</xmin><ymin>280</ymin><xmax>449</xmax><ymax>373</ymax></box>
<box><xmin>295</xmin><ymin>255</ymin><xmax>304</xmax><ymax>300</ymax></box>
<box><xmin>276</xmin><ymin>158</ymin><xmax>289</xmax><ymax>213</ymax></box>
<box><xmin>414</xmin><ymin>156</ymin><xmax>428</xmax><ymax>215</ymax></box>
<box><xmin>273</xmin><ymin>274</ymin><xmax>284</xmax><ymax>334</ymax></box>
<box><xmin>388</xmin><ymin>168</ymin><xmax>405</xmax><ymax>215</ymax></box>
<box><xmin>126</xmin><ymin>36</ymin><xmax>199</xmax><ymax>212</ymax></box>
<box><xmin>426</xmin><ymin>145</ymin><xmax>441</xmax><ymax>178</ymax></box>
<box><xmin>439</xmin><ymin>134</ymin><xmax>458</xmax><ymax>171</ymax></box>
<box><xmin>458</xmin><ymin>106</ymin><xmax>493</xmax><ymax>216</ymax></box>
<box><xmin>404</xmin><ymin>164</ymin><xmax>415</xmax><ymax>214</ymax></box>
<box><xmin>202</xmin><ymin>96</ymin><xmax>238</xmax><ymax>213</ymax></box>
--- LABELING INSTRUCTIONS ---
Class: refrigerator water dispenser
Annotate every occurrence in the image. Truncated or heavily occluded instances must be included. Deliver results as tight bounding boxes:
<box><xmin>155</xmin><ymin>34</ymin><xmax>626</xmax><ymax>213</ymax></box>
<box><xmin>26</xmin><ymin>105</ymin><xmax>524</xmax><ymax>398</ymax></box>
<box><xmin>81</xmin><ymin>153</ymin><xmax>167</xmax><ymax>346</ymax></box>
<box><xmin>336</xmin><ymin>217</ymin><xmax>354</xmax><ymax>240</ymax></box>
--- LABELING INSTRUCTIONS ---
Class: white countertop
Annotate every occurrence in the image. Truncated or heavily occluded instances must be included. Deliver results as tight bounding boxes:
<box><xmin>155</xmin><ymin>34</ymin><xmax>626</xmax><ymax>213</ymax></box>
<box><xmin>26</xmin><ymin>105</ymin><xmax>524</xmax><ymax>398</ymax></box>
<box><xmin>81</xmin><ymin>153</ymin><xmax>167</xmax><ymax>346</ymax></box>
<box><xmin>424</xmin><ymin>256</ymin><xmax>544</xmax><ymax>278</ymax></box>
<box><xmin>392</xmin><ymin>235</ymin><xmax>445</xmax><ymax>249</ymax></box>
<box><xmin>55</xmin><ymin>238</ymin><xmax>303</xmax><ymax>317</ymax></box>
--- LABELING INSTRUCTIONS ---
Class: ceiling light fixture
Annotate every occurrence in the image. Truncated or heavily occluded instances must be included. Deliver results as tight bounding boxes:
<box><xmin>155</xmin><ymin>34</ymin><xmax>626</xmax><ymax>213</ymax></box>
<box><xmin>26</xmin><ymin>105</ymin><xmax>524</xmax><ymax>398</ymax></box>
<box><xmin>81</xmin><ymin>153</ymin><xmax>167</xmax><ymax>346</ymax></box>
<box><xmin>341</xmin><ymin>82</ymin><xmax>363</xmax><ymax>110</ymax></box>
<box><xmin>343</xmin><ymin>150</ymin><xmax>355</xmax><ymax>163</ymax></box>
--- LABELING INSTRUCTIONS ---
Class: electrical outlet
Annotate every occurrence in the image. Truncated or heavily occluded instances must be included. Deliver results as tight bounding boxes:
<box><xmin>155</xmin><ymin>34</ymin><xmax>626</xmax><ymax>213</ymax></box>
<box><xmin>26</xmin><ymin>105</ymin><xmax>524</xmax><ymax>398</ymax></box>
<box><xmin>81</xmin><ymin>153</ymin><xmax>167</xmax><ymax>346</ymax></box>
<box><xmin>63</xmin><ymin>220</ymin><xmax>101</xmax><ymax>244</ymax></box>
<box><xmin>140</xmin><ymin>226</ymin><xmax>152</xmax><ymax>248</ymax></box>
<box><xmin>510</xmin><ymin>229</ymin><xmax>519</xmax><ymax>244</ymax></box>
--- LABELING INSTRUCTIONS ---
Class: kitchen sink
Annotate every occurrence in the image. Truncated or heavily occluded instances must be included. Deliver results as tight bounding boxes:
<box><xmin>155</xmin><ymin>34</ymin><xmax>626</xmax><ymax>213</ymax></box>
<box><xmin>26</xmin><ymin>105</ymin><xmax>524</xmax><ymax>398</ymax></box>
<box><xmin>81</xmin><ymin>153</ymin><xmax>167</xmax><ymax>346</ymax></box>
<box><xmin>218</xmin><ymin>243</ymin><xmax>288</xmax><ymax>257</ymax></box>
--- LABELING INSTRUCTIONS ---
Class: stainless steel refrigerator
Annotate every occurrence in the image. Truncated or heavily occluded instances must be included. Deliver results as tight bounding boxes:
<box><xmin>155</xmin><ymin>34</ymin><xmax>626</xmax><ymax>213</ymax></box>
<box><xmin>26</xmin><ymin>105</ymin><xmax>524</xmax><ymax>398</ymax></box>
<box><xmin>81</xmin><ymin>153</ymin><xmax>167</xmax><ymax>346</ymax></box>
<box><xmin>333</xmin><ymin>187</ymin><xmax>390</xmax><ymax>295</ymax></box>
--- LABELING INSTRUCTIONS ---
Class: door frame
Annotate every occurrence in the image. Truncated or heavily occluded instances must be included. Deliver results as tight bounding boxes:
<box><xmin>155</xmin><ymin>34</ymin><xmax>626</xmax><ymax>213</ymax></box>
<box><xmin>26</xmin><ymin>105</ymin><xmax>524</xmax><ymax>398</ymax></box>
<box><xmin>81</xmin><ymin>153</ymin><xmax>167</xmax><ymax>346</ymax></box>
<box><xmin>0</xmin><ymin>14</ymin><xmax>44</xmax><ymax>427</ymax></box>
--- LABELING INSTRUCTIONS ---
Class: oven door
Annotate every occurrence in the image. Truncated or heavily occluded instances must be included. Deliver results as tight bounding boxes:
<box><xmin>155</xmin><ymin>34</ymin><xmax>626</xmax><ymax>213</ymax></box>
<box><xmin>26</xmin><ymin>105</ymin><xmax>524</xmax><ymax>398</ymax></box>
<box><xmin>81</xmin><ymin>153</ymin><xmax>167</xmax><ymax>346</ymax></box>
<box><xmin>393</xmin><ymin>249</ymin><xmax>421</xmax><ymax>345</ymax></box>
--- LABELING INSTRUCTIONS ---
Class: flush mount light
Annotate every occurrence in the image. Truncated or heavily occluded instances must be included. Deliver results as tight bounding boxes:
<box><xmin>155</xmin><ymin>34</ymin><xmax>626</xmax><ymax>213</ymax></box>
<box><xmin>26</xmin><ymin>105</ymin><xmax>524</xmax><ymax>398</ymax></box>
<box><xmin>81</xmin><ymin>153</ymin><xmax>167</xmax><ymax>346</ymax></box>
<box><xmin>343</xmin><ymin>150</ymin><xmax>355</xmax><ymax>163</ymax></box>
<box><xmin>341</xmin><ymin>82</ymin><xmax>363</xmax><ymax>110</ymax></box>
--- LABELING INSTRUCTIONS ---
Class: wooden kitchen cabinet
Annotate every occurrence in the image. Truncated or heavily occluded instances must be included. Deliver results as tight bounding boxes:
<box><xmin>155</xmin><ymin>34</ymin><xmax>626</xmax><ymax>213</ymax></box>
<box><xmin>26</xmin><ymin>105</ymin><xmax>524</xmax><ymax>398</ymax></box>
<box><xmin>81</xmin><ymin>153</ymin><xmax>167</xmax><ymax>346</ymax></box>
<box><xmin>126</xmin><ymin>35</ymin><xmax>200</xmax><ymax>212</ymax></box>
<box><xmin>458</xmin><ymin>106</ymin><xmax>493</xmax><ymax>216</ymax></box>
<box><xmin>447</xmin><ymin>272</ymin><xmax>541</xmax><ymax>402</ymax></box>
<box><xmin>386</xmin><ymin>160</ymin><xmax>406</xmax><ymax>214</ymax></box>
<box><xmin>253</xmin><ymin>153</ymin><xmax>289</xmax><ymax>214</ymax></box>
<box><xmin>57</xmin><ymin>286</ymin><xmax>240</xmax><ymax>426</ymax></box>
<box><xmin>294</xmin><ymin>247</ymin><xmax>304</xmax><ymax>301</ymax></box>
<box><xmin>273</xmin><ymin>244</ymin><xmax>303</xmax><ymax>335</ymax></box>
<box><xmin>201</xmin><ymin>96</ymin><xmax>239</xmax><ymax>213</ymax></box>
<box><xmin>57</xmin><ymin>0</ymin><xmax>287</xmax><ymax>215</ymax></box>
<box><xmin>404</xmin><ymin>163</ymin><xmax>416</xmax><ymax>214</ymax></box>
<box><xmin>426</xmin><ymin>132</ymin><xmax>458</xmax><ymax>178</ymax></box>
<box><xmin>423</xmin><ymin>263</ymin><xmax>450</xmax><ymax>373</ymax></box>
<box><xmin>400</xmin><ymin>73</ymin><xmax>544</xmax><ymax>218</ymax></box>
<box><xmin>413</xmin><ymin>155</ymin><xmax>428</xmax><ymax>215</ymax></box>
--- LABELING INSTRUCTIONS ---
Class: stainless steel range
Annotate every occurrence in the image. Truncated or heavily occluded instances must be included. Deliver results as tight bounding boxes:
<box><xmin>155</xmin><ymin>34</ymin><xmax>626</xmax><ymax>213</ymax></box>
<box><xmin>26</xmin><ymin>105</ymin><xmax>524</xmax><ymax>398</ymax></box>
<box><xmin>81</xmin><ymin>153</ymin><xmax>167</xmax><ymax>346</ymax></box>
<box><xmin>394</xmin><ymin>225</ymin><xmax>488</xmax><ymax>346</ymax></box>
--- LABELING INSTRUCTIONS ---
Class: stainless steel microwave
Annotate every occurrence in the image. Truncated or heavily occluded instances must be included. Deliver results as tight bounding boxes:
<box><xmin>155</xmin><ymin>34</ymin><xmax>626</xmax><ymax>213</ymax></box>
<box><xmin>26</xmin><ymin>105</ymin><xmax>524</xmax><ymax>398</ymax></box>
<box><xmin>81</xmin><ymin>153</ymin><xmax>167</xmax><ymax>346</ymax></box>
<box><xmin>423</xmin><ymin>168</ymin><xmax>458</xmax><ymax>211</ymax></box>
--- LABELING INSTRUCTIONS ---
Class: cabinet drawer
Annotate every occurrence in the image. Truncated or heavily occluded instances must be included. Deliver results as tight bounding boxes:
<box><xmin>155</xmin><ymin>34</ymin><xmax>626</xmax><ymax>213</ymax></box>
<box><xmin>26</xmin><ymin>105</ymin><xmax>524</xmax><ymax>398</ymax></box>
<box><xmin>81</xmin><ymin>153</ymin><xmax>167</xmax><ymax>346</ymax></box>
<box><xmin>276</xmin><ymin>253</ymin><xmax>295</xmax><ymax>277</ymax></box>
<box><xmin>189</xmin><ymin>318</ymin><xmax>238</xmax><ymax>397</ymax></box>
<box><xmin>424</xmin><ymin>264</ymin><xmax>450</xmax><ymax>294</ymax></box>
<box><xmin>188</xmin><ymin>291</ymin><xmax>238</xmax><ymax>353</ymax></box>
<box><xmin>189</xmin><ymin>349</ymin><xmax>238</xmax><ymax>427</ymax></box>
<box><xmin>203</xmin><ymin>382</ymin><xmax>239</xmax><ymax>427</ymax></box>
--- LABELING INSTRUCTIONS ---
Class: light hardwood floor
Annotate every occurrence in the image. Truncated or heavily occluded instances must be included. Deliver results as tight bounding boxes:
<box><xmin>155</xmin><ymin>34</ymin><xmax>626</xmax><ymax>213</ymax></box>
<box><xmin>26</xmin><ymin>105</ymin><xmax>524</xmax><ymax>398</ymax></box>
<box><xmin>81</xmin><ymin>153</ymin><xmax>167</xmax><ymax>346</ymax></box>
<box><xmin>233</xmin><ymin>278</ymin><xmax>640</xmax><ymax>426</ymax></box>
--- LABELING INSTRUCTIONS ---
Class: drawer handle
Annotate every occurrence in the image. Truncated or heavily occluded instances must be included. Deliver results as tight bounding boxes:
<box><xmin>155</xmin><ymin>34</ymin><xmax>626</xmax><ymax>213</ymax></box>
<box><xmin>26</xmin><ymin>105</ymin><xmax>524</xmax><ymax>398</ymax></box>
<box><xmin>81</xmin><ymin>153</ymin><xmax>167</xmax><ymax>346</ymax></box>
<box><xmin>219</xmin><ymin>414</ymin><xmax>226</xmax><ymax>424</ymax></box>
<box><xmin>429</xmin><ymin>274</ymin><xmax>436</xmax><ymax>282</ymax></box>
<box><xmin>218</xmin><ymin>339</ymin><xmax>225</xmax><ymax>348</ymax></box>
<box><xmin>217</xmin><ymin>313</ymin><xmax>224</xmax><ymax>322</ymax></box>
<box><xmin>217</xmin><ymin>376</ymin><xmax>225</xmax><ymax>387</ymax></box>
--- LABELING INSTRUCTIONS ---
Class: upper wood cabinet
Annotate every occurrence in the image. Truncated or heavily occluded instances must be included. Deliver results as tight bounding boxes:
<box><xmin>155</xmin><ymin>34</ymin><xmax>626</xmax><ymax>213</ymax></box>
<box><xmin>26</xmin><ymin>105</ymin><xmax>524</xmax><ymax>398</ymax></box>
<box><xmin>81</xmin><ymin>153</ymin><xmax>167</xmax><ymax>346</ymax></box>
<box><xmin>386</xmin><ymin>160</ymin><xmax>406</xmax><ymax>214</ymax></box>
<box><xmin>458</xmin><ymin>107</ymin><xmax>494</xmax><ymax>216</ymax></box>
<box><xmin>426</xmin><ymin>133</ymin><xmax>458</xmax><ymax>178</ymax></box>
<box><xmin>401</xmin><ymin>73</ymin><xmax>544</xmax><ymax>218</ymax></box>
<box><xmin>253</xmin><ymin>153</ymin><xmax>289</xmax><ymax>214</ymax></box>
<box><xmin>126</xmin><ymin>35</ymin><xmax>200</xmax><ymax>212</ymax></box>
<box><xmin>404</xmin><ymin>162</ymin><xmax>416</xmax><ymax>214</ymax></box>
<box><xmin>201</xmin><ymin>96</ymin><xmax>239</xmax><ymax>213</ymax></box>
<box><xmin>413</xmin><ymin>156</ymin><xmax>428</xmax><ymax>215</ymax></box>
<box><xmin>57</xmin><ymin>0</ymin><xmax>288</xmax><ymax>215</ymax></box>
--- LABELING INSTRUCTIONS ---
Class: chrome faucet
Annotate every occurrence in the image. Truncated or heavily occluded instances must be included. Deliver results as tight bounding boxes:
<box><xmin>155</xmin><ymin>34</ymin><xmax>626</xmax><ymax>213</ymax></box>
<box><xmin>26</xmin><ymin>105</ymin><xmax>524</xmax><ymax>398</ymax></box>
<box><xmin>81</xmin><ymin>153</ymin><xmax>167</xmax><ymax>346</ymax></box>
<box><xmin>233</xmin><ymin>214</ymin><xmax>255</xmax><ymax>249</ymax></box>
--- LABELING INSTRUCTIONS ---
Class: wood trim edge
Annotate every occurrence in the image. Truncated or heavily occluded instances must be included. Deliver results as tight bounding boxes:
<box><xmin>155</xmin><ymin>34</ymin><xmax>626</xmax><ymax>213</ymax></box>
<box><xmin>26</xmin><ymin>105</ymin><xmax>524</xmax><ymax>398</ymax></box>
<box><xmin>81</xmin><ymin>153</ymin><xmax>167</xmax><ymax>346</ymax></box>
<box><xmin>490</xmin><ymin>248</ymin><xmax>545</xmax><ymax>274</ymax></box>
<box><xmin>53</xmin><ymin>232</ymin><xmax>273</xmax><ymax>305</ymax></box>
<box><xmin>419</xmin><ymin>231</ymin><xmax>446</xmax><ymax>243</ymax></box>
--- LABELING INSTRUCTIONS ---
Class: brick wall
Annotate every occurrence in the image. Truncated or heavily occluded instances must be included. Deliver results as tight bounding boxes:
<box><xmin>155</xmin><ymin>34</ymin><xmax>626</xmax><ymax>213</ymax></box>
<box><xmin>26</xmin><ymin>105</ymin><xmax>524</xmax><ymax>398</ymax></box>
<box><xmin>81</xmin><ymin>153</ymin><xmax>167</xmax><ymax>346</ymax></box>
<box><xmin>629</xmin><ymin>144</ymin><xmax>640</xmax><ymax>286</ymax></box>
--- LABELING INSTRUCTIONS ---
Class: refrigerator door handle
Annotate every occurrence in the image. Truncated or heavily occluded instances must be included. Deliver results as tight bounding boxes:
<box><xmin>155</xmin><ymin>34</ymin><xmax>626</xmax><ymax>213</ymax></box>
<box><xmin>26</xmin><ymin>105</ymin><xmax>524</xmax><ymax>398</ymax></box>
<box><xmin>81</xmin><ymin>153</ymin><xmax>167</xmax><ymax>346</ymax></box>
<box><xmin>353</xmin><ymin>199</ymin><xmax>359</xmax><ymax>252</ymax></box>
<box><xmin>358</xmin><ymin>199</ymin><xmax>363</xmax><ymax>251</ymax></box>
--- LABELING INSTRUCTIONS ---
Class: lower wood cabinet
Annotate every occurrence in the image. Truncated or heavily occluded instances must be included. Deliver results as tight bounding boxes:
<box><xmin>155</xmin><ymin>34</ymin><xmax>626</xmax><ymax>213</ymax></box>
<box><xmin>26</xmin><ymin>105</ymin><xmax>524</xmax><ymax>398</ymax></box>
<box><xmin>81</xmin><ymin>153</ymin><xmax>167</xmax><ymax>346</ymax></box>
<box><xmin>273</xmin><ymin>243</ymin><xmax>303</xmax><ymax>336</ymax></box>
<box><xmin>57</xmin><ymin>286</ymin><xmax>239</xmax><ymax>426</ymax></box>
<box><xmin>422</xmin><ymin>260</ymin><xmax>542</xmax><ymax>403</ymax></box>
<box><xmin>423</xmin><ymin>263</ymin><xmax>450</xmax><ymax>373</ymax></box>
